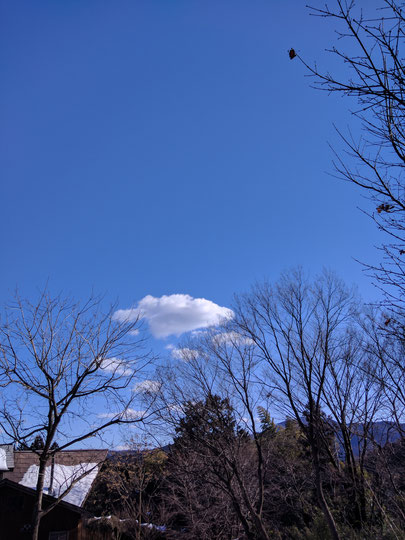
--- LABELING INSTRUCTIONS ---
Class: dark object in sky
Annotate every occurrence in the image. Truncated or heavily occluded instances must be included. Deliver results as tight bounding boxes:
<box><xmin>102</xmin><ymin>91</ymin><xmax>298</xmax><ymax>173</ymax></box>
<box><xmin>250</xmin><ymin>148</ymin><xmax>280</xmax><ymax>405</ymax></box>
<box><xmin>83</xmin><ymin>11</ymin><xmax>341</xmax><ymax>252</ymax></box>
<box><xmin>289</xmin><ymin>48</ymin><xmax>297</xmax><ymax>60</ymax></box>
<box><xmin>377</xmin><ymin>203</ymin><xmax>394</xmax><ymax>213</ymax></box>
<box><xmin>400</xmin><ymin>249</ymin><xmax>405</xmax><ymax>255</ymax></box>
<box><xmin>384</xmin><ymin>318</ymin><xmax>391</xmax><ymax>326</ymax></box>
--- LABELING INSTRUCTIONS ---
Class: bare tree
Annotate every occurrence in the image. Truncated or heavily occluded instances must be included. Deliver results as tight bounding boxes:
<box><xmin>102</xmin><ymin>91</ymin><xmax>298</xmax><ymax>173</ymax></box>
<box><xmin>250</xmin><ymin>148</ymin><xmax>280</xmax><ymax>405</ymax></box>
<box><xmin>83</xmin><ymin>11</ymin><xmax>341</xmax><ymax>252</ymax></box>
<box><xmin>232</xmin><ymin>269</ymin><xmax>366</xmax><ymax>539</ymax></box>
<box><xmin>150</xmin><ymin>269</ymin><xmax>405</xmax><ymax>536</ymax></box>
<box><xmin>296</xmin><ymin>13</ymin><xmax>405</xmax><ymax>515</ymax></box>
<box><xmin>299</xmin><ymin>0</ymin><xmax>405</xmax><ymax>312</ymax></box>
<box><xmin>319</xmin><ymin>321</ymin><xmax>388</xmax><ymax>529</ymax></box>
<box><xmin>156</xmin><ymin>270</ymin><xmax>383</xmax><ymax>538</ymax></box>
<box><xmin>155</xmin><ymin>331</ymin><xmax>273</xmax><ymax>540</ymax></box>
<box><xmin>230</xmin><ymin>269</ymin><xmax>405</xmax><ymax>535</ymax></box>
<box><xmin>0</xmin><ymin>290</ymin><xmax>155</xmax><ymax>540</ymax></box>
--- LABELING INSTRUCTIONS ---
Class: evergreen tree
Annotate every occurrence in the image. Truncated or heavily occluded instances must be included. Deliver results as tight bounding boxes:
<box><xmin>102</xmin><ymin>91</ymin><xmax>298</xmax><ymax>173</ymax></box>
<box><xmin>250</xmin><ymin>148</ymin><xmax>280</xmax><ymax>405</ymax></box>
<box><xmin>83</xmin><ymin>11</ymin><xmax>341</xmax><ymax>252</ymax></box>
<box><xmin>257</xmin><ymin>406</ymin><xmax>278</xmax><ymax>438</ymax></box>
<box><xmin>30</xmin><ymin>435</ymin><xmax>45</xmax><ymax>451</ymax></box>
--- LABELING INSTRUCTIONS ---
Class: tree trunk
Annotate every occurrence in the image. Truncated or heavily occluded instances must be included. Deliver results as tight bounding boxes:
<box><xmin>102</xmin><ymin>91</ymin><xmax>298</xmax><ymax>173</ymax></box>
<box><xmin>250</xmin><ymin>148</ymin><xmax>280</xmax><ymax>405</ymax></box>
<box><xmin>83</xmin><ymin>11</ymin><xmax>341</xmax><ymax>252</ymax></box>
<box><xmin>313</xmin><ymin>452</ymin><xmax>340</xmax><ymax>540</ymax></box>
<box><xmin>31</xmin><ymin>457</ymin><xmax>48</xmax><ymax>540</ymax></box>
<box><xmin>137</xmin><ymin>488</ymin><xmax>142</xmax><ymax>540</ymax></box>
<box><xmin>230</xmin><ymin>463</ymin><xmax>270</xmax><ymax>540</ymax></box>
<box><xmin>250</xmin><ymin>511</ymin><xmax>270</xmax><ymax>540</ymax></box>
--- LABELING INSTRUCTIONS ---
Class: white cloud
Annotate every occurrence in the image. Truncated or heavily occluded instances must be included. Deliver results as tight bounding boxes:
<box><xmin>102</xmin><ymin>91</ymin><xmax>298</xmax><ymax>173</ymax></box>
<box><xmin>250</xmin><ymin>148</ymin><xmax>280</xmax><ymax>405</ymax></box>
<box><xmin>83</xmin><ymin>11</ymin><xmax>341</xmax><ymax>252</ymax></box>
<box><xmin>123</xmin><ymin>409</ymin><xmax>146</xmax><ymax>420</ymax></box>
<box><xmin>133</xmin><ymin>380</ymin><xmax>161</xmax><ymax>394</ymax></box>
<box><xmin>98</xmin><ymin>409</ymin><xmax>145</xmax><ymax>421</ymax></box>
<box><xmin>168</xmin><ymin>403</ymin><xmax>186</xmax><ymax>414</ymax></box>
<box><xmin>129</xmin><ymin>328</ymin><xmax>140</xmax><ymax>336</ymax></box>
<box><xmin>171</xmin><ymin>347</ymin><xmax>199</xmax><ymax>361</ymax></box>
<box><xmin>212</xmin><ymin>331</ymin><xmax>254</xmax><ymax>346</ymax></box>
<box><xmin>191</xmin><ymin>329</ymin><xmax>208</xmax><ymax>337</ymax></box>
<box><xmin>100</xmin><ymin>357</ymin><xmax>132</xmax><ymax>376</ymax></box>
<box><xmin>114</xmin><ymin>294</ymin><xmax>233</xmax><ymax>338</ymax></box>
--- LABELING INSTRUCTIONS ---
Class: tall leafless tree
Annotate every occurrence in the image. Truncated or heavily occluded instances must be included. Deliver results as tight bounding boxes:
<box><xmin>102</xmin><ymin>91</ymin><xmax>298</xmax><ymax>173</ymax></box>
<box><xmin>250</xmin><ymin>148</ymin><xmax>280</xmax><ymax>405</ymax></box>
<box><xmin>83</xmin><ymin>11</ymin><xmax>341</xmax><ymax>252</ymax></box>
<box><xmin>0</xmin><ymin>290</ymin><xmax>155</xmax><ymax>540</ymax></box>
<box><xmin>231</xmin><ymin>269</ymin><xmax>368</xmax><ymax>539</ymax></box>
<box><xmin>155</xmin><ymin>329</ymin><xmax>272</xmax><ymax>540</ymax></box>
<box><xmin>300</xmin><ymin>0</ymin><xmax>405</xmax><ymax>313</ymax></box>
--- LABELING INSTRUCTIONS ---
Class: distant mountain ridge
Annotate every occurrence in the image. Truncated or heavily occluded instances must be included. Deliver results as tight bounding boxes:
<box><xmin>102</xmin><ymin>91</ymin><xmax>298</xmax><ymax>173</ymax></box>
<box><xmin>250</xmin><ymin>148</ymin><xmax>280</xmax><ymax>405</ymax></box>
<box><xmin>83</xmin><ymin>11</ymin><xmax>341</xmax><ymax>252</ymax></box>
<box><xmin>277</xmin><ymin>419</ymin><xmax>404</xmax><ymax>457</ymax></box>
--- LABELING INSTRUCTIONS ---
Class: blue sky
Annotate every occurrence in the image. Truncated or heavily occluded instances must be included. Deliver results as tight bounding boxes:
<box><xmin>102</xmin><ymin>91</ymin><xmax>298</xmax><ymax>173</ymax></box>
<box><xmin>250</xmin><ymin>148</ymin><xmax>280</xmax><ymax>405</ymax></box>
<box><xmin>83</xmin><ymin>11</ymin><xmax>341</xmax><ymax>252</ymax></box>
<box><xmin>1</xmin><ymin>1</ymin><xmax>382</xmax><ymax>359</ymax></box>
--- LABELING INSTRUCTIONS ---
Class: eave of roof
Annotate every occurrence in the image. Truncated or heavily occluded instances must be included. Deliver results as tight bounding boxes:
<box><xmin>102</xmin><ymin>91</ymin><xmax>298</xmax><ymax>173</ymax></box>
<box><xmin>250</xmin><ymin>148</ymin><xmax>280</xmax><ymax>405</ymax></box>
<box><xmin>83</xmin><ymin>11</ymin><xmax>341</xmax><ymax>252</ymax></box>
<box><xmin>0</xmin><ymin>478</ymin><xmax>90</xmax><ymax>516</ymax></box>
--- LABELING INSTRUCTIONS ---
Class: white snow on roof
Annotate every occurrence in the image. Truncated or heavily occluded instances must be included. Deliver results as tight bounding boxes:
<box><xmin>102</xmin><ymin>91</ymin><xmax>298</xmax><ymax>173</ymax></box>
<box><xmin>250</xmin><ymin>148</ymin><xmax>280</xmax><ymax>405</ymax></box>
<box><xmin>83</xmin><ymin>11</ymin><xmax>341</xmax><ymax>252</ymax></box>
<box><xmin>19</xmin><ymin>462</ymin><xmax>99</xmax><ymax>507</ymax></box>
<box><xmin>0</xmin><ymin>448</ymin><xmax>8</xmax><ymax>471</ymax></box>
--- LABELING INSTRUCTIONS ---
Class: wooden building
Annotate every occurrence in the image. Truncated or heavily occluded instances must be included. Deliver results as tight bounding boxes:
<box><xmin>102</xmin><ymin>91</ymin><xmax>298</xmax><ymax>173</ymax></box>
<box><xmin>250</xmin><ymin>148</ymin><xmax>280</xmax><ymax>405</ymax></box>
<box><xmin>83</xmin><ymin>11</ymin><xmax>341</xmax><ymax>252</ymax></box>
<box><xmin>0</xmin><ymin>447</ymin><xmax>108</xmax><ymax>540</ymax></box>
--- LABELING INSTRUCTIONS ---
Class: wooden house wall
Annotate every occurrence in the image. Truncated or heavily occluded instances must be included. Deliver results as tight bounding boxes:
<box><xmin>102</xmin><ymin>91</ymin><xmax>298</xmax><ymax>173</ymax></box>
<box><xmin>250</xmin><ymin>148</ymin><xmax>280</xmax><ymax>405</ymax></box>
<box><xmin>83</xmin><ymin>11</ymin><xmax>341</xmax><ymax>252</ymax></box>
<box><xmin>0</xmin><ymin>484</ymin><xmax>83</xmax><ymax>540</ymax></box>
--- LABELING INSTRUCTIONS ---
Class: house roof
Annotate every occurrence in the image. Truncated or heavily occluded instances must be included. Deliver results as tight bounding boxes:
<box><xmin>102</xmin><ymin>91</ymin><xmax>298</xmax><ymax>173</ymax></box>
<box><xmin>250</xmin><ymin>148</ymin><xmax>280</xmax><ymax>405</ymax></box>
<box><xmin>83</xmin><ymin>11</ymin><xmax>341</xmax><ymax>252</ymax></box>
<box><xmin>0</xmin><ymin>444</ymin><xmax>15</xmax><ymax>471</ymax></box>
<box><xmin>0</xmin><ymin>478</ymin><xmax>88</xmax><ymax>515</ymax></box>
<box><xmin>2</xmin><ymin>449</ymin><xmax>107</xmax><ymax>507</ymax></box>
